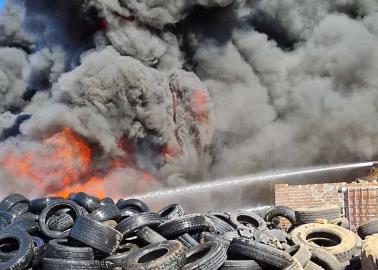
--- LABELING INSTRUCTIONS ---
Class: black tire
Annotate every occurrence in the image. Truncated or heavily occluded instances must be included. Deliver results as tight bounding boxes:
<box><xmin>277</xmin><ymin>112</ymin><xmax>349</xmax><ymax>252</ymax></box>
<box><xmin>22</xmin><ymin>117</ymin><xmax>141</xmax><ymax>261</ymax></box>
<box><xmin>158</xmin><ymin>204</ymin><xmax>185</xmax><ymax>221</ymax></box>
<box><xmin>136</xmin><ymin>226</ymin><xmax>167</xmax><ymax>244</ymax></box>
<box><xmin>4</xmin><ymin>216</ymin><xmax>39</xmax><ymax>234</ymax></box>
<box><xmin>290</xmin><ymin>223</ymin><xmax>357</xmax><ymax>263</ymax></box>
<box><xmin>47</xmin><ymin>212</ymin><xmax>75</xmax><ymax>232</ymax></box>
<box><xmin>0</xmin><ymin>194</ymin><xmax>29</xmax><ymax>211</ymax></box>
<box><xmin>158</xmin><ymin>214</ymin><xmax>213</xmax><ymax>239</ymax></box>
<box><xmin>357</xmin><ymin>219</ymin><xmax>378</xmax><ymax>239</ymax></box>
<box><xmin>9</xmin><ymin>202</ymin><xmax>30</xmax><ymax>216</ymax></box>
<box><xmin>72</xmin><ymin>192</ymin><xmax>100</xmax><ymax>213</ymax></box>
<box><xmin>228</xmin><ymin>237</ymin><xmax>293</xmax><ymax>268</ymax></box>
<box><xmin>116</xmin><ymin>198</ymin><xmax>149</xmax><ymax>212</ymax></box>
<box><xmin>21</xmin><ymin>212</ymin><xmax>39</xmax><ymax>221</ymax></box>
<box><xmin>264</xmin><ymin>206</ymin><xmax>296</xmax><ymax>229</ymax></box>
<box><xmin>177</xmin><ymin>233</ymin><xmax>199</xmax><ymax>249</ymax></box>
<box><xmin>116</xmin><ymin>213</ymin><xmax>162</xmax><ymax>237</ymax></box>
<box><xmin>221</xmin><ymin>259</ymin><xmax>263</xmax><ymax>270</ymax></box>
<box><xmin>101</xmin><ymin>243</ymin><xmax>139</xmax><ymax>269</ymax></box>
<box><xmin>199</xmin><ymin>232</ymin><xmax>230</xmax><ymax>249</ymax></box>
<box><xmin>207</xmin><ymin>212</ymin><xmax>231</xmax><ymax>221</ymax></box>
<box><xmin>285</xmin><ymin>245</ymin><xmax>312</xmax><ymax>267</ymax></box>
<box><xmin>229</xmin><ymin>212</ymin><xmax>267</xmax><ymax>232</ymax></box>
<box><xmin>117</xmin><ymin>208</ymin><xmax>139</xmax><ymax>222</ymax></box>
<box><xmin>295</xmin><ymin>206</ymin><xmax>341</xmax><ymax>225</ymax></box>
<box><xmin>99</xmin><ymin>198</ymin><xmax>116</xmax><ymax>207</ymax></box>
<box><xmin>182</xmin><ymin>241</ymin><xmax>227</xmax><ymax>270</ymax></box>
<box><xmin>89</xmin><ymin>204</ymin><xmax>120</xmax><ymax>222</ymax></box>
<box><xmin>125</xmin><ymin>240</ymin><xmax>185</xmax><ymax>270</ymax></box>
<box><xmin>39</xmin><ymin>199</ymin><xmax>83</xmax><ymax>239</ymax></box>
<box><xmin>102</xmin><ymin>219</ymin><xmax>118</xmax><ymax>229</ymax></box>
<box><xmin>269</xmin><ymin>229</ymin><xmax>291</xmax><ymax>243</ymax></box>
<box><xmin>29</xmin><ymin>197</ymin><xmax>62</xmax><ymax>214</ymax></box>
<box><xmin>309</xmin><ymin>248</ymin><xmax>343</xmax><ymax>270</ymax></box>
<box><xmin>205</xmin><ymin>215</ymin><xmax>236</xmax><ymax>234</ymax></box>
<box><xmin>45</xmin><ymin>239</ymin><xmax>95</xmax><ymax>260</ymax></box>
<box><xmin>41</xmin><ymin>257</ymin><xmax>100</xmax><ymax>270</ymax></box>
<box><xmin>0</xmin><ymin>228</ymin><xmax>34</xmax><ymax>270</ymax></box>
<box><xmin>69</xmin><ymin>216</ymin><xmax>123</xmax><ymax>254</ymax></box>
<box><xmin>31</xmin><ymin>236</ymin><xmax>45</xmax><ymax>267</ymax></box>
<box><xmin>0</xmin><ymin>211</ymin><xmax>17</xmax><ymax>225</ymax></box>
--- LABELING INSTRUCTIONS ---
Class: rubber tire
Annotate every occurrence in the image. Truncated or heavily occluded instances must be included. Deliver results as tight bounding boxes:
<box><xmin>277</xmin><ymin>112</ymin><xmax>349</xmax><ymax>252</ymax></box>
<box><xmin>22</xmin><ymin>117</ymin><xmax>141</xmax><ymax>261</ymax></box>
<box><xmin>183</xmin><ymin>241</ymin><xmax>227</xmax><ymax>270</ymax></box>
<box><xmin>228</xmin><ymin>237</ymin><xmax>293</xmax><ymax>268</ymax></box>
<box><xmin>290</xmin><ymin>223</ymin><xmax>357</xmax><ymax>263</ymax></box>
<box><xmin>199</xmin><ymin>232</ymin><xmax>230</xmax><ymax>248</ymax></box>
<box><xmin>39</xmin><ymin>199</ymin><xmax>83</xmax><ymax>239</ymax></box>
<box><xmin>158</xmin><ymin>204</ymin><xmax>185</xmax><ymax>221</ymax></box>
<box><xmin>9</xmin><ymin>202</ymin><xmax>30</xmax><ymax>216</ymax></box>
<box><xmin>99</xmin><ymin>198</ymin><xmax>116</xmax><ymax>207</ymax></box>
<box><xmin>0</xmin><ymin>228</ymin><xmax>34</xmax><ymax>270</ymax></box>
<box><xmin>357</xmin><ymin>219</ymin><xmax>378</xmax><ymax>239</ymax></box>
<box><xmin>29</xmin><ymin>197</ymin><xmax>62</xmax><ymax>214</ymax></box>
<box><xmin>0</xmin><ymin>194</ymin><xmax>29</xmax><ymax>211</ymax></box>
<box><xmin>101</xmin><ymin>243</ymin><xmax>139</xmax><ymax>269</ymax></box>
<box><xmin>116</xmin><ymin>212</ymin><xmax>162</xmax><ymax>237</ymax></box>
<box><xmin>265</xmin><ymin>206</ymin><xmax>296</xmax><ymax>230</ymax></box>
<box><xmin>304</xmin><ymin>261</ymin><xmax>325</xmax><ymax>270</ymax></box>
<box><xmin>41</xmin><ymin>257</ymin><xmax>100</xmax><ymax>270</ymax></box>
<box><xmin>285</xmin><ymin>245</ymin><xmax>312</xmax><ymax>267</ymax></box>
<box><xmin>4</xmin><ymin>216</ymin><xmax>39</xmax><ymax>234</ymax></box>
<box><xmin>329</xmin><ymin>218</ymin><xmax>349</xmax><ymax>229</ymax></box>
<box><xmin>229</xmin><ymin>212</ymin><xmax>267</xmax><ymax>232</ymax></box>
<box><xmin>47</xmin><ymin>212</ymin><xmax>74</xmax><ymax>232</ymax></box>
<box><xmin>284</xmin><ymin>257</ymin><xmax>304</xmax><ymax>270</ymax></box>
<box><xmin>31</xmin><ymin>236</ymin><xmax>45</xmax><ymax>267</ymax></box>
<box><xmin>220</xmin><ymin>259</ymin><xmax>263</xmax><ymax>270</ymax></box>
<box><xmin>46</xmin><ymin>239</ymin><xmax>95</xmax><ymax>260</ymax></box>
<box><xmin>89</xmin><ymin>204</ymin><xmax>120</xmax><ymax>222</ymax></box>
<box><xmin>361</xmin><ymin>234</ymin><xmax>378</xmax><ymax>270</ymax></box>
<box><xmin>158</xmin><ymin>214</ymin><xmax>214</xmax><ymax>239</ymax></box>
<box><xmin>205</xmin><ymin>215</ymin><xmax>236</xmax><ymax>234</ymax></box>
<box><xmin>116</xmin><ymin>198</ymin><xmax>149</xmax><ymax>212</ymax></box>
<box><xmin>69</xmin><ymin>216</ymin><xmax>122</xmax><ymax>254</ymax></box>
<box><xmin>177</xmin><ymin>234</ymin><xmax>199</xmax><ymax>250</ymax></box>
<box><xmin>137</xmin><ymin>226</ymin><xmax>167</xmax><ymax>244</ymax></box>
<box><xmin>295</xmin><ymin>206</ymin><xmax>341</xmax><ymax>225</ymax></box>
<box><xmin>309</xmin><ymin>248</ymin><xmax>343</xmax><ymax>270</ymax></box>
<box><xmin>125</xmin><ymin>240</ymin><xmax>185</xmax><ymax>270</ymax></box>
<box><xmin>72</xmin><ymin>192</ymin><xmax>100</xmax><ymax>213</ymax></box>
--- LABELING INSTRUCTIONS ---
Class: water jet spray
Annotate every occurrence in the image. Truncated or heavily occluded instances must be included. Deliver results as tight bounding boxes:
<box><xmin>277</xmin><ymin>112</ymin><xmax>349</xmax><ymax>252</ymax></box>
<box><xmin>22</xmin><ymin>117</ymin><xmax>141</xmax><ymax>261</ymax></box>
<box><xmin>131</xmin><ymin>161</ymin><xmax>378</xmax><ymax>212</ymax></box>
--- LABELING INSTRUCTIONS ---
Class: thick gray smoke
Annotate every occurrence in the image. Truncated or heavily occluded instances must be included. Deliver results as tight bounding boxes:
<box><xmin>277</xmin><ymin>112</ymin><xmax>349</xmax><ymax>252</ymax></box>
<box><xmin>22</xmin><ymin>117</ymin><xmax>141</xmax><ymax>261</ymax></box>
<box><xmin>0</xmin><ymin>0</ymin><xmax>377</xmax><ymax>197</ymax></box>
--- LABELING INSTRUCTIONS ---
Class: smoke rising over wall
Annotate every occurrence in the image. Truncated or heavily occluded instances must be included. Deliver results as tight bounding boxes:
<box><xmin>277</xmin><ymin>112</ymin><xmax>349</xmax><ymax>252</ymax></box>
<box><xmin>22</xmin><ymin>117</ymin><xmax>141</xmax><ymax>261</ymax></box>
<box><xmin>0</xmin><ymin>0</ymin><xmax>377</xmax><ymax>197</ymax></box>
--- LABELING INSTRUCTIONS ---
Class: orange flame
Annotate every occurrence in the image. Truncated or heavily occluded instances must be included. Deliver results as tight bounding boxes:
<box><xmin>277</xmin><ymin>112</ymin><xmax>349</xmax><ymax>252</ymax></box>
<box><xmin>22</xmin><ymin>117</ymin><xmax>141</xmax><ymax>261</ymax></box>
<box><xmin>0</xmin><ymin>127</ymin><xmax>159</xmax><ymax>198</ymax></box>
<box><xmin>1</xmin><ymin>128</ymin><xmax>95</xmax><ymax>195</ymax></box>
<box><xmin>54</xmin><ymin>176</ymin><xmax>105</xmax><ymax>199</ymax></box>
<box><xmin>191</xmin><ymin>89</ymin><xmax>209</xmax><ymax>124</ymax></box>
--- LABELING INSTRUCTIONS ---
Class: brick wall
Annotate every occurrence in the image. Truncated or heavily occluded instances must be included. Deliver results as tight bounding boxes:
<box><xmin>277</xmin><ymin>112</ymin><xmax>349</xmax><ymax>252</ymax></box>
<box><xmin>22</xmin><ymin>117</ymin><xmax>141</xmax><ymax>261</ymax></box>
<box><xmin>275</xmin><ymin>183</ymin><xmax>344</xmax><ymax>208</ymax></box>
<box><xmin>275</xmin><ymin>182</ymin><xmax>378</xmax><ymax>230</ymax></box>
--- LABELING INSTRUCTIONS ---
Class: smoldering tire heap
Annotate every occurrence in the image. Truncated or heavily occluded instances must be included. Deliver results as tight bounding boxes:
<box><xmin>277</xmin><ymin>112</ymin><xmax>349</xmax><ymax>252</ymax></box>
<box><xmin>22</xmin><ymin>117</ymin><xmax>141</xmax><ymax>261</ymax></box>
<box><xmin>0</xmin><ymin>0</ymin><xmax>378</xmax><ymax>197</ymax></box>
<box><xmin>0</xmin><ymin>194</ymin><xmax>377</xmax><ymax>269</ymax></box>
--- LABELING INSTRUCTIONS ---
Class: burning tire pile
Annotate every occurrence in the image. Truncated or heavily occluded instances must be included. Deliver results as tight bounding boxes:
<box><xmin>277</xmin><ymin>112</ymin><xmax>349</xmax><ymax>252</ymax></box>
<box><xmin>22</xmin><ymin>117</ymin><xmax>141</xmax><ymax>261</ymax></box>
<box><xmin>0</xmin><ymin>194</ymin><xmax>377</xmax><ymax>270</ymax></box>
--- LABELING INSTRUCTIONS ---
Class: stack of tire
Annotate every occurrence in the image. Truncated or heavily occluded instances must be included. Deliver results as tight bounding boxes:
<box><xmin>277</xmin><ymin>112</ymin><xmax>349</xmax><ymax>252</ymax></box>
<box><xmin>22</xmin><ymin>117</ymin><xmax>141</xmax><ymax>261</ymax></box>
<box><xmin>357</xmin><ymin>219</ymin><xmax>378</xmax><ymax>270</ymax></box>
<box><xmin>0</xmin><ymin>193</ymin><xmax>370</xmax><ymax>270</ymax></box>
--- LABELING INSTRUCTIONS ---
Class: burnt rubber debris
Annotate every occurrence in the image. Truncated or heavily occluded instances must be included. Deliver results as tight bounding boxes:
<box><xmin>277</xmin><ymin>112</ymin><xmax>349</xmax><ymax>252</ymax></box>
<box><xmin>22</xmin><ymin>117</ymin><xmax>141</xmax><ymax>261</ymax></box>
<box><xmin>0</xmin><ymin>193</ymin><xmax>376</xmax><ymax>269</ymax></box>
